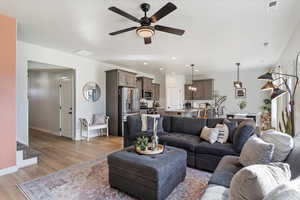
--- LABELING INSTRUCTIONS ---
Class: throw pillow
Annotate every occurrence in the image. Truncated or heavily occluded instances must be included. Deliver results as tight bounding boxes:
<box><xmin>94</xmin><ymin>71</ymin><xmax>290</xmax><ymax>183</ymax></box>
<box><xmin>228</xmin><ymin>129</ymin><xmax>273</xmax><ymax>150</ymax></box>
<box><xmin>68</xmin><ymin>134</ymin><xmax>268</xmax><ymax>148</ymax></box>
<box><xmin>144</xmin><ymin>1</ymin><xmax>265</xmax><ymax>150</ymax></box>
<box><xmin>261</xmin><ymin>130</ymin><xmax>294</xmax><ymax>162</ymax></box>
<box><xmin>200</xmin><ymin>126</ymin><xmax>219</xmax><ymax>144</ymax></box>
<box><xmin>92</xmin><ymin>114</ymin><xmax>105</xmax><ymax>125</ymax></box>
<box><xmin>263</xmin><ymin>176</ymin><xmax>300</xmax><ymax>200</ymax></box>
<box><xmin>223</xmin><ymin>119</ymin><xmax>238</xmax><ymax>143</ymax></box>
<box><xmin>147</xmin><ymin>117</ymin><xmax>164</xmax><ymax>134</ymax></box>
<box><xmin>233</xmin><ymin>120</ymin><xmax>256</xmax><ymax>153</ymax></box>
<box><xmin>239</xmin><ymin>136</ymin><xmax>275</xmax><ymax>166</ymax></box>
<box><xmin>230</xmin><ymin>163</ymin><xmax>291</xmax><ymax>200</ymax></box>
<box><xmin>215</xmin><ymin>123</ymin><xmax>229</xmax><ymax>144</ymax></box>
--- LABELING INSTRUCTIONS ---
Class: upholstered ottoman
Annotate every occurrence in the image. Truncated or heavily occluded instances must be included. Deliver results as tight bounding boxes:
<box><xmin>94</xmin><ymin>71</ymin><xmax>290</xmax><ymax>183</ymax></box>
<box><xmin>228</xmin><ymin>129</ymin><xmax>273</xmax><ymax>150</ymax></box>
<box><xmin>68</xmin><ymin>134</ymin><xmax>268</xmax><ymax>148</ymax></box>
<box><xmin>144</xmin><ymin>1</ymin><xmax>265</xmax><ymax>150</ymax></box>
<box><xmin>107</xmin><ymin>146</ymin><xmax>187</xmax><ymax>200</ymax></box>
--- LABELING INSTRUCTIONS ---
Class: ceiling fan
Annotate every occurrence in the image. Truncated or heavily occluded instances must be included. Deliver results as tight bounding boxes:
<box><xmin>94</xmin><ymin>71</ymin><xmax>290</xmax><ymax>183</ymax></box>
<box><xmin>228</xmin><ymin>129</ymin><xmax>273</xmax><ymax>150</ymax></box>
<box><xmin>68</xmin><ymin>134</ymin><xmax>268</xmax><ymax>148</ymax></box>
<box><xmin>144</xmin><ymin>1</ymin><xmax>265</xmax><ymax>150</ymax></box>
<box><xmin>108</xmin><ymin>2</ymin><xmax>185</xmax><ymax>45</ymax></box>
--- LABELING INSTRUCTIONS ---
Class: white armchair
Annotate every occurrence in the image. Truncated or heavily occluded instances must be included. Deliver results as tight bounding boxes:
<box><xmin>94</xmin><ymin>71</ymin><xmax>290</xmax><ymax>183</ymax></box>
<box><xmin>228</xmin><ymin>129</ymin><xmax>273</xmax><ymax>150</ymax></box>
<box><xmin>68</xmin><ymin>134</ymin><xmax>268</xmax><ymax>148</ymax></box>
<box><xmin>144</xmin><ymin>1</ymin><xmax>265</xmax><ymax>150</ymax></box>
<box><xmin>79</xmin><ymin>114</ymin><xmax>109</xmax><ymax>141</ymax></box>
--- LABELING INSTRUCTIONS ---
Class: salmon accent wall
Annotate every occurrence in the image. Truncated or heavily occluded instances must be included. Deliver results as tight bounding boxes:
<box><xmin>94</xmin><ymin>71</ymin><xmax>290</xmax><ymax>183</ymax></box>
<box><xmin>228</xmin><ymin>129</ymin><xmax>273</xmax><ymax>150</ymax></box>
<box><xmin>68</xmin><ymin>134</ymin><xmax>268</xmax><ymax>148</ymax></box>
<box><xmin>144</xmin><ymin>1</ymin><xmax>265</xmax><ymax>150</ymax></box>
<box><xmin>0</xmin><ymin>14</ymin><xmax>16</xmax><ymax>169</ymax></box>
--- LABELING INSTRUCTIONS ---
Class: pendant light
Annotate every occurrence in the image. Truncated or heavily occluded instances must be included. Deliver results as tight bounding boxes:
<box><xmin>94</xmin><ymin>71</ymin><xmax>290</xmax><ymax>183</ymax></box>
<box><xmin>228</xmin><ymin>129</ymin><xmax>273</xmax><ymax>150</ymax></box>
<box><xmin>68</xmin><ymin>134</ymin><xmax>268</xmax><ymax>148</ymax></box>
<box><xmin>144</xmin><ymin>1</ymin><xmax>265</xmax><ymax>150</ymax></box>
<box><xmin>188</xmin><ymin>64</ymin><xmax>197</xmax><ymax>91</ymax></box>
<box><xmin>234</xmin><ymin>63</ymin><xmax>243</xmax><ymax>88</ymax></box>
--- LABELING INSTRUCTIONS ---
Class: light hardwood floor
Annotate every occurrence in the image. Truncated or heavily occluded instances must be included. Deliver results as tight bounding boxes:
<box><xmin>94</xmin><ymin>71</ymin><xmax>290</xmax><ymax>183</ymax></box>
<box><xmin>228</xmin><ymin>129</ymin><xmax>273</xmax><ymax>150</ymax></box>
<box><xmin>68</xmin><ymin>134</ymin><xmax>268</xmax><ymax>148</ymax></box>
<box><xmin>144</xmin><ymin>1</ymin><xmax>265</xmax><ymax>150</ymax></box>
<box><xmin>0</xmin><ymin>129</ymin><xmax>123</xmax><ymax>200</ymax></box>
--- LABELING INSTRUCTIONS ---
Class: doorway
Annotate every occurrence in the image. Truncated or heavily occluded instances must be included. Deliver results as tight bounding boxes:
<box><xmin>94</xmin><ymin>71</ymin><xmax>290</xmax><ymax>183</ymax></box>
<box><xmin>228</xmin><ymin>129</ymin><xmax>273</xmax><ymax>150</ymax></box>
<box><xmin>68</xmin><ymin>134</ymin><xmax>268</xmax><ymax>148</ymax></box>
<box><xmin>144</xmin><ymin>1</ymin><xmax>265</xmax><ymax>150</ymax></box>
<box><xmin>28</xmin><ymin>61</ymin><xmax>75</xmax><ymax>140</ymax></box>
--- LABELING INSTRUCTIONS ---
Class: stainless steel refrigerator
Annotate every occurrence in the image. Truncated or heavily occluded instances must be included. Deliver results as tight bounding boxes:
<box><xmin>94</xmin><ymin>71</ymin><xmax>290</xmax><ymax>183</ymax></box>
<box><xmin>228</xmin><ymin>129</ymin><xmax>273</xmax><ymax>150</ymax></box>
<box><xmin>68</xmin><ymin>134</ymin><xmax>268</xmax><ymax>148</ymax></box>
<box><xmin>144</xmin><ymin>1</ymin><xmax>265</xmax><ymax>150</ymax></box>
<box><xmin>118</xmin><ymin>87</ymin><xmax>140</xmax><ymax>136</ymax></box>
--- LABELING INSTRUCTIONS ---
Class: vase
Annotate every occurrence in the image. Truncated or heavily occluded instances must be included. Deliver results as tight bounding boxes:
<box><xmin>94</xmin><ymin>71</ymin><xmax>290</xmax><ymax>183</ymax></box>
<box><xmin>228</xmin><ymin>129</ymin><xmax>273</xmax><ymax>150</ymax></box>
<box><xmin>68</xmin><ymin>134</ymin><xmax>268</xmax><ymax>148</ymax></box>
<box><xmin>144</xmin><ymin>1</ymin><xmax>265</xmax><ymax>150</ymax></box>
<box><xmin>151</xmin><ymin>117</ymin><xmax>159</xmax><ymax>151</ymax></box>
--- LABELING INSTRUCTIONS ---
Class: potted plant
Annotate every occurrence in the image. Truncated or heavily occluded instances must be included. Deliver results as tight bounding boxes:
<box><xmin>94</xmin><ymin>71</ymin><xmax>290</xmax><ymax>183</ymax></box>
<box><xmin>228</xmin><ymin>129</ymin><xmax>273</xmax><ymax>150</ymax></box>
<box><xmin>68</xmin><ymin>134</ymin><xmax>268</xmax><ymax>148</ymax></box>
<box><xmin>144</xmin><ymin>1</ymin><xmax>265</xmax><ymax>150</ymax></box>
<box><xmin>238</xmin><ymin>100</ymin><xmax>247</xmax><ymax>112</ymax></box>
<box><xmin>135</xmin><ymin>136</ymin><xmax>149</xmax><ymax>151</ymax></box>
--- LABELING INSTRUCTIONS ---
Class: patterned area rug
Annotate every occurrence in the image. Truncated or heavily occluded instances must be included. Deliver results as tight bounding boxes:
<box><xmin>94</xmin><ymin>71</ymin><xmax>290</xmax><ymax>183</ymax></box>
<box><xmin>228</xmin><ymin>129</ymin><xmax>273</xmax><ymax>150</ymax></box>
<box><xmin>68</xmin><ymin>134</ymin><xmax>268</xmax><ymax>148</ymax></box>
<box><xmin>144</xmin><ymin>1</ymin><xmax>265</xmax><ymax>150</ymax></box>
<box><xmin>18</xmin><ymin>158</ymin><xmax>211</xmax><ymax>200</ymax></box>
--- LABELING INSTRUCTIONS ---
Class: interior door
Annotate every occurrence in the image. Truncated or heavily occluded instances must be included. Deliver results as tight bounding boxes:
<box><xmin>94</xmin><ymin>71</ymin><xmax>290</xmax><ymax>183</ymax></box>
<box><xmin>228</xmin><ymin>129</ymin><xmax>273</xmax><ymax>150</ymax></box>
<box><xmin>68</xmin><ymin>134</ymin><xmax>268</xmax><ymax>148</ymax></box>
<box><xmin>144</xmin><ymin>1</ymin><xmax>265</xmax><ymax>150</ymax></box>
<box><xmin>60</xmin><ymin>77</ymin><xmax>73</xmax><ymax>138</ymax></box>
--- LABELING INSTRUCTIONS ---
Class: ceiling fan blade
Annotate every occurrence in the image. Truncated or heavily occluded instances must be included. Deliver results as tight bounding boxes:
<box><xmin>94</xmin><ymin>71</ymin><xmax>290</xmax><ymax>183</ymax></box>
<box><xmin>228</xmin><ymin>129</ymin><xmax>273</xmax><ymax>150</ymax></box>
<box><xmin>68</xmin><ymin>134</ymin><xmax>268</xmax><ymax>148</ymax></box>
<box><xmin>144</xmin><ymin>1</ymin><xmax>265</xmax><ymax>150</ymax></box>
<box><xmin>109</xmin><ymin>27</ymin><xmax>138</xmax><ymax>35</ymax></box>
<box><xmin>150</xmin><ymin>2</ymin><xmax>177</xmax><ymax>23</ymax></box>
<box><xmin>108</xmin><ymin>7</ymin><xmax>140</xmax><ymax>23</ymax></box>
<box><xmin>154</xmin><ymin>25</ymin><xmax>185</xmax><ymax>36</ymax></box>
<box><xmin>144</xmin><ymin>37</ymin><xmax>152</xmax><ymax>45</ymax></box>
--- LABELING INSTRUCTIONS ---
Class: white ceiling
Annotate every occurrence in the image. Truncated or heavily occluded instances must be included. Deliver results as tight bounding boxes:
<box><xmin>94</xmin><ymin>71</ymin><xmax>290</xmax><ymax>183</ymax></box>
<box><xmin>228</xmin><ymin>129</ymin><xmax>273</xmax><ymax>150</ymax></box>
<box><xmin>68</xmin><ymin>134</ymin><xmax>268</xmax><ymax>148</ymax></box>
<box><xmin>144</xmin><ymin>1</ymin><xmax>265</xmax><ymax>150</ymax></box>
<box><xmin>1</xmin><ymin>0</ymin><xmax>300</xmax><ymax>75</ymax></box>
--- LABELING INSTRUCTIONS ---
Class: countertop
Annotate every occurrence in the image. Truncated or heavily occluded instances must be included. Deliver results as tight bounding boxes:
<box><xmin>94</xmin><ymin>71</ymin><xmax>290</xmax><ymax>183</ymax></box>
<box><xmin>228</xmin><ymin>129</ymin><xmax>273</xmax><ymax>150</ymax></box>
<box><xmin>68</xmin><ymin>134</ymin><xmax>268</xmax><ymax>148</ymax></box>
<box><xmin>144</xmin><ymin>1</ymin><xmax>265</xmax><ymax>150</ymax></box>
<box><xmin>164</xmin><ymin>109</ymin><xmax>198</xmax><ymax>113</ymax></box>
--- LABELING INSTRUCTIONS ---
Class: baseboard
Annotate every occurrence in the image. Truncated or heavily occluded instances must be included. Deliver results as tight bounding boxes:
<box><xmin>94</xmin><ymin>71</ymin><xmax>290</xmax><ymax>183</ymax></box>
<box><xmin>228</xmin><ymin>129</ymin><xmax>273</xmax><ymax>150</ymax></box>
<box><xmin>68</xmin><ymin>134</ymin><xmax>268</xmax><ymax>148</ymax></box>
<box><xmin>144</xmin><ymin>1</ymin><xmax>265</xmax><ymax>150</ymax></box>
<box><xmin>30</xmin><ymin>126</ymin><xmax>60</xmax><ymax>136</ymax></box>
<box><xmin>0</xmin><ymin>165</ymin><xmax>18</xmax><ymax>176</ymax></box>
<box><xmin>75</xmin><ymin>129</ymin><xmax>106</xmax><ymax>141</ymax></box>
<box><xmin>17</xmin><ymin>150</ymin><xmax>38</xmax><ymax>169</ymax></box>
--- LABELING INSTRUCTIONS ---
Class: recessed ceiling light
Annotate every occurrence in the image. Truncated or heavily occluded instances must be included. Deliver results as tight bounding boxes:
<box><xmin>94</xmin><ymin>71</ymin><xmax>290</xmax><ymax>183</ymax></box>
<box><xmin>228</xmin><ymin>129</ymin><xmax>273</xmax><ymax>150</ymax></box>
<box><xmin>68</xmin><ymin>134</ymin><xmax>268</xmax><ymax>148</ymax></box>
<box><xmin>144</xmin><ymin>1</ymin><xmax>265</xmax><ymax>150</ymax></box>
<box><xmin>171</xmin><ymin>56</ymin><xmax>177</xmax><ymax>60</ymax></box>
<box><xmin>269</xmin><ymin>1</ymin><xmax>277</xmax><ymax>7</ymax></box>
<box><xmin>143</xmin><ymin>62</ymin><xmax>148</xmax><ymax>65</ymax></box>
<box><xmin>160</xmin><ymin>67</ymin><xmax>164</xmax><ymax>71</ymax></box>
<box><xmin>75</xmin><ymin>50</ymin><xmax>93</xmax><ymax>56</ymax></box>
<box><xmin>194</xmin><ymin>69</ymin><xmax>199</xmax><ymax>72</ymax></box>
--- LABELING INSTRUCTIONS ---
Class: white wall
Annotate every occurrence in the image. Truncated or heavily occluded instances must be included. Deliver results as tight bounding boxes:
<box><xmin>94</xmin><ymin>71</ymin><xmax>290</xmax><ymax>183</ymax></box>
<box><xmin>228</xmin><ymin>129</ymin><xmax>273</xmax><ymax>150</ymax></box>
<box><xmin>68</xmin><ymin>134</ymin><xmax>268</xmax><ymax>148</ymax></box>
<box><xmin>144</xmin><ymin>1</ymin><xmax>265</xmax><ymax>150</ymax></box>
<box><xmin>277</xmin><ymin>21</ymin><xmax>300</xmax><ymax>133</ymax></box>
<box><xmin>185</xmin><ymin>68</ymin><xmax>268</xmax><ymax>114</ymax></box>
<box><xmin>16</xmin><ymin>41</ymin><xmax>155</xmax><ymax>144</ymax></box>
<box><xmin>28</xmin><ymin>69</ymin><xmax>73</xmax><ymax>135</ymax></box>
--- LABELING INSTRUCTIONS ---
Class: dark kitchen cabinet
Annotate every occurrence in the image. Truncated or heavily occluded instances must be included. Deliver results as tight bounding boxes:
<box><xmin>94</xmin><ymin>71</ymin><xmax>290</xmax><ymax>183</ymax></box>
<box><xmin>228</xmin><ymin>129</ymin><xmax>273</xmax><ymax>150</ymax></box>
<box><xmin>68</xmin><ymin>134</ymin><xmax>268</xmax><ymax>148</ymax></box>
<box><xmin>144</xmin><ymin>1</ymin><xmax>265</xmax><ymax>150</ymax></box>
<box><xmin>118</xmin><ymin>70</ymin><xmax>137</xmax><ymax>88</ymax></box>
<box><xmin>106</xmin><ymin>69</ymin><xmax>137</xmax><ymax>136</ymax></box>
<box><xmin>193</xmin><ymin>79</ymin><xmax>214</xmax><ymax>100</ymax></box>
<box><xmin>137</xmin><ymin>77</ymin><xmax>153</xmax><ymax>98</ymax></box>
<box><xmin>184</xmin><ymin>84</ymin><xmax>193</xmax><ymax>100</ymax></box>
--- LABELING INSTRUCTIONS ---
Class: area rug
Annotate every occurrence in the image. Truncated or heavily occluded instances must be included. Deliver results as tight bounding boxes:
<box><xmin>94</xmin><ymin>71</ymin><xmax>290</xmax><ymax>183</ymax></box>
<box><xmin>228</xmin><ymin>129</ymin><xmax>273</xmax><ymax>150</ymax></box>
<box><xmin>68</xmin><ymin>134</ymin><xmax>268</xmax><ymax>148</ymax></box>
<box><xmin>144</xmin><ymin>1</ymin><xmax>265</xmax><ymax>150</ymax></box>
<box><xmin>17</xmin><ymin>158</ymin><xmax>211</xmax><ymax>200</ymax></box>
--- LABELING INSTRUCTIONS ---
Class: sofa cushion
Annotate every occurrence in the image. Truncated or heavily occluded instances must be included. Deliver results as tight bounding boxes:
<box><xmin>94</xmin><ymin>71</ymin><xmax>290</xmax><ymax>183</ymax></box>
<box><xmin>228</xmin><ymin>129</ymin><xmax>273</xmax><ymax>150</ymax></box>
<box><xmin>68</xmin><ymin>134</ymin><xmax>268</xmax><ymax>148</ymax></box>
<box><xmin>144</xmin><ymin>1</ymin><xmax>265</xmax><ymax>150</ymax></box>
<box><xmin>263</xmin><ymin>176</ymin><xmax>300</xmax><ymax>200</ymax></box>
<box><xmin>159</xmin><ymin>133</ymin><xmax>201</xmax><ymax>152</ymax></box>
<box><xmin>233</xmin><ymin>120</ymin><xmax>255</xmax><ymax>153</ymax></box>
<box><xmin>230</xmin><ymin>163</ymin><xmax>291</xmax><ymax>200</ymax></box>
<box><xmin>127</xmin><ymin>115</ymin><xmax>142</xmax><ymax>139</ymax></box>
<box><xmin>147</xmin><ymin>117</ymin><xmax>164</xmax><ymax>133</ymax></box>
<box><xmin>195</xmin><ymin>142</ymin><xmax>238</xmax><ymax>157</ymax></box>
<box><xmin>223</xmin><ymin>119</ymin><xmax>238</xmax><ymax>143</ymax></box>
<box><xmin>286</xmin><ymin>136</ymin><xmax>300</xmax><ymax>179</ymax></box>
<box><xmin>200</xmin><ymin>184</ymin><xmax>229</xmax><ymax>200</ymax></box>
<box><xmin>209</xmin><ymin>155</ymin><xmax>242</xmax><ymax>187</ymax></box>
<box><xmin>261</xmin><ymin>130</ymin><xmax>294</xmax><ymax>162</ymax></box>
<box><xmin>239</xmin><ymin>136</ymin><xmax>274</xmax><ymax>167</ymax></box>
<box><xmin>171</xmin><ymin>117</ymin><xmax>207</xmax><ymax>136</ymax></box>
<box><xmin>162</xmin><ymin>116</ymin><xmax>172</xmax><ymax>132</ymax></box>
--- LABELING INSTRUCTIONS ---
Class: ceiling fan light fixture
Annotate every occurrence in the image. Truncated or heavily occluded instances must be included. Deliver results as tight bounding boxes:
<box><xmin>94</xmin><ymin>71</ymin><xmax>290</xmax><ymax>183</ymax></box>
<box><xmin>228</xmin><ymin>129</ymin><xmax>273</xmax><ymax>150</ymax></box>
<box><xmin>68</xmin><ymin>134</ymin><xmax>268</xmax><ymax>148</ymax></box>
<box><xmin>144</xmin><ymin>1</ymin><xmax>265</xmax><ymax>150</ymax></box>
<box><xmin>136</xmin><ymin>26</ymin><xmax>155</xmax><ymax>38</ymax></box>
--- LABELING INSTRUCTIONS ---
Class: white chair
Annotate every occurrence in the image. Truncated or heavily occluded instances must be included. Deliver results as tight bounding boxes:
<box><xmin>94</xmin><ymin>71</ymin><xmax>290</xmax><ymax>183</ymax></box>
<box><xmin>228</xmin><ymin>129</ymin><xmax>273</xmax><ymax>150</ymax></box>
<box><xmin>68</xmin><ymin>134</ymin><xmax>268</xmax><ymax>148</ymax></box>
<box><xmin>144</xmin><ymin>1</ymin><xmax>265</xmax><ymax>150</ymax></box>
<box><xmin>79</xmin><ymin>114</ymin><xmax>109</xmax><ymax>141</ymax></box>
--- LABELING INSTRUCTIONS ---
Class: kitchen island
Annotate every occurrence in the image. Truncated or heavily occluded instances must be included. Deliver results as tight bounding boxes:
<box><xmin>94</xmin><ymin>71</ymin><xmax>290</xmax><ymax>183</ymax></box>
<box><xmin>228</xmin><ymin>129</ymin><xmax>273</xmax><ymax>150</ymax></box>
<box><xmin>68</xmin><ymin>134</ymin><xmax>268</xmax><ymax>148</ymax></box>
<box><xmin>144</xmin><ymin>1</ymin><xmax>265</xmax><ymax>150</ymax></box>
<box><xmin>162</xmin><ymin>109</ymin><xmax>198</xmax><ymax>118</ymax></box>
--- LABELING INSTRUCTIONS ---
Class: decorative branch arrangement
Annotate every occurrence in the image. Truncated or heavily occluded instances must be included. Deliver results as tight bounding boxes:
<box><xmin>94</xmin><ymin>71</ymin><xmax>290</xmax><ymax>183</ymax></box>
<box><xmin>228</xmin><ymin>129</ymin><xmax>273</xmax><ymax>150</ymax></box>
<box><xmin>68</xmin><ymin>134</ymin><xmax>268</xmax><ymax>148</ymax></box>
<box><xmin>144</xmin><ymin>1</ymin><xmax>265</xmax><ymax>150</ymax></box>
<box><xmin>258</xmin><ymin>52</ymin><xmax>299</xmax><ymax>137</ymax></box>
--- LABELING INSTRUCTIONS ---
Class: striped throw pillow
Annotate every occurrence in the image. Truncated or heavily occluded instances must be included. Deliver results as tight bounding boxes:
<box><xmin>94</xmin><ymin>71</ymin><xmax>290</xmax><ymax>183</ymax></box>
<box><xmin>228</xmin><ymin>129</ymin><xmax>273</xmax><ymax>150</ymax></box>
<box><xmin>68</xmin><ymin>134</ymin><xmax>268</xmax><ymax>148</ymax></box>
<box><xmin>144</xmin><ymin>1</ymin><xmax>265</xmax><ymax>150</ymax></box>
<box><xmin>215</xmin><ymin>123</ymin><xmax>229</xmax><ymax>143</ymax></box>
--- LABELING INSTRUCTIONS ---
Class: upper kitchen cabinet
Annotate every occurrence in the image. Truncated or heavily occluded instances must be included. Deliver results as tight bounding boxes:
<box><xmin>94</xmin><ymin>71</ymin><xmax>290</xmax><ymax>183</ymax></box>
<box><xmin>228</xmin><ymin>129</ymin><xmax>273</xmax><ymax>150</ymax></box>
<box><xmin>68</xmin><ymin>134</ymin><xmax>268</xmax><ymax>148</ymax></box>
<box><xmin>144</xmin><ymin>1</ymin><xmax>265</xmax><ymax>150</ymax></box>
<box><xmin>137</xmin><ymin>77</ymin><xmax>153</xmax><ymax>92</ymax></box>
<box><xmin>152</xmin><ymin>83</ymin><xmax>160</xmax><ymax>100</ymax></box>
<box><xmin>184</xmin><ymin>84</ymin><xmax>193</xmax><ymax>100</ymax></box>
<box><xmin>193</xmin><ymin>79</ymin><xmax>214</xmax><ymax>100</ymax></box>
<box><xmin>118</xmin><ymin>70</ymin><xmax>137</xmax><ymax>88</ymax></box>
<box><xmin>185</xmin><ymin>79</ymin><xmax>214</xmax><ymax>100</ymax></box>
<box><xmin>137</xmin><ymin>77</ymin><xmax>153</xmax><ymax>99</ymax></box>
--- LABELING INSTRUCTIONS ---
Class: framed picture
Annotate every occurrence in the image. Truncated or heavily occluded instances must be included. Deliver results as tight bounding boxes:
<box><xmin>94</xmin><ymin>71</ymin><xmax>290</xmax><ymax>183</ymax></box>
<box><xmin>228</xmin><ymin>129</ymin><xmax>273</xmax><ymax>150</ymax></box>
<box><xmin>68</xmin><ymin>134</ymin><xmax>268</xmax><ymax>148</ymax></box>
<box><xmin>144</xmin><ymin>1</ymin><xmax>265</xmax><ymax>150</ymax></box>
<box><xmin>235</xmin><ymin>88</ymin><xmax>246</xmax><ymax>98</ymax></box>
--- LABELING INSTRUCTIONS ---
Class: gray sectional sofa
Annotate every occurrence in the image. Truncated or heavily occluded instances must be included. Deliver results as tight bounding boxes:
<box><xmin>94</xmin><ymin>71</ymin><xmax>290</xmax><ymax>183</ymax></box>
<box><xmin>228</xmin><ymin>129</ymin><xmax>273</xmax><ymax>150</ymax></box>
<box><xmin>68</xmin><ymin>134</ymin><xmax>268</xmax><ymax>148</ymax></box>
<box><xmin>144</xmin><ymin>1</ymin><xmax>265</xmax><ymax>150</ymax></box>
<box><xmin>124</xmin><ymin>115</ymin><xmax>256</xmax><ymax>172</ymax></box>
<box><xmin>200</xmin><ymin>136</ymin><xmax>300</xmax><ymax>200</ymax></box>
